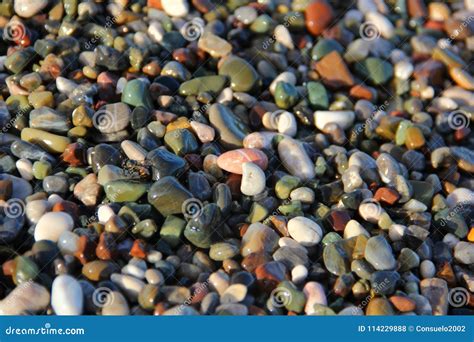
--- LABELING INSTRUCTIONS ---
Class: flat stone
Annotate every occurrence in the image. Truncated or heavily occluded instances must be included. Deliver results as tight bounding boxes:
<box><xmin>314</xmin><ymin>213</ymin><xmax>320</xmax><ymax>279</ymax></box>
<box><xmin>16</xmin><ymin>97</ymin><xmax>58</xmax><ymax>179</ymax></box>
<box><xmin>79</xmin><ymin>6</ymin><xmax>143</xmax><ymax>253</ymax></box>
<box><xmin>364</xmin><ymin>235</ymin><xmax>397</xmax><ymax>271</ymax></box>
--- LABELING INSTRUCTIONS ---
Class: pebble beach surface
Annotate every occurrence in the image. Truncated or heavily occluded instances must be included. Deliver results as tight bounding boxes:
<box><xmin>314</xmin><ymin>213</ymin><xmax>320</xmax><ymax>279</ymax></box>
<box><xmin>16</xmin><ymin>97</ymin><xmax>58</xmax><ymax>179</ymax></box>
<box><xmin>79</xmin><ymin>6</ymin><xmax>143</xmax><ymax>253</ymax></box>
<box><xmin>0</xmin><ymin>0</ymin><xmax>473</xmax><ymax>316</ymax></box>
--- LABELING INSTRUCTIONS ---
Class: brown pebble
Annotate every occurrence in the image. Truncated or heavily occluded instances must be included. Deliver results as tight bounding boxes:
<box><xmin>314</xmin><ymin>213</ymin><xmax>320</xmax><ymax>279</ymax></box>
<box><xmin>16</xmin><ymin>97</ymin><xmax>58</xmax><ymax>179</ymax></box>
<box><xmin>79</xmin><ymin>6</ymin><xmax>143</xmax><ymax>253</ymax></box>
<box><xmin>305</xmin><ymin>0</ymin><xmax>334</xmax><ymax>36</ymax></box>
<box><xmin>389</xmin><ymin>295</ymin><xmax>416</xmax><ymax>312</ymax></box>
<box><xmin>374</xmin><ymin>187</ymin><xmax>400</xmax><ymax>205</ymax></box>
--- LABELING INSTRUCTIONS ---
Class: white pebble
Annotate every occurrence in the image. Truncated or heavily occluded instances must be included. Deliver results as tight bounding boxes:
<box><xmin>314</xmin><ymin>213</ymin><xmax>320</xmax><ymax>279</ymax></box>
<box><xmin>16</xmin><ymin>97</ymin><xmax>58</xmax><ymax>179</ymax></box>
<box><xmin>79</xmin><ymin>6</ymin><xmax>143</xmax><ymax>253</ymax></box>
<box><xmin>420</xmin><ymin>260</ymin><xmax>436</xmax><ymax>279</ymax></box>
<box><xmin>274</xmin><ymin>25</ymin><xmax>294</xmax><ymax>49</ymax></box>
<box><xmin>98</xmin><ymin>204</ymin><xmax>115</xmax><ymax>223</ymax></box>
<box><xmin>389</xmin><ymin>224</ymin><xmax>406</xmax><ymax>241</ymax></box>
<box><xmin>161</xmin><ymin>0</ymin><xmax>189</xmax><ymax>17</ymax></box>
<box><xmin>16</xmin><ymin>158</ymin><xmax>33</xmax><ymax>181</ymax></box>
<box><xmin>34</xmin><ymin>212</ymin><xmax>74</xmax><ymax>242</ymax></box>
<box><xmin>291</xmin><ymin>265</ymin><xmax>308</xmax><ymax>284</ymax></box>
<box><xmin>240</xmin><ymin>162</ymin><xmax>265</xmax><ymax>196</ymax></box>
<box><xmin>51</xmin><ymin>275</ymin><xmax>83</xmax><ymax>315</ymax></box>
<box><xmin>314</xmin><ymin>111</ymin><xmax>355</xmax><ymax>131</ymax></box>
<box><xmin>344</xmin><ymin>220</ymin><xmax>370</xmax><ymax>239</ymax></box>
<box><xmin>287</xmin><ymin>216</ymin><xmax>323</xmax><ymax>247</ymax></box>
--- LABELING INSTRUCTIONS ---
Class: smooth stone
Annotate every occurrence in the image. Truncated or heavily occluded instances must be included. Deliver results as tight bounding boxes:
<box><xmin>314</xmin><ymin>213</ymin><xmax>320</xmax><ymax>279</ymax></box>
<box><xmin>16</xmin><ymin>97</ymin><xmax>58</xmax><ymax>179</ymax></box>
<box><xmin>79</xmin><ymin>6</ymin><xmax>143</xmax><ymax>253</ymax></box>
<box><xmin>198</xmin><ymin>32</ymin><xmax>232</xmax><ymax>58</ymax></box>
<box><xmin>42</xmin><ymin>174</ymin><xmax>67</xmax><ymax>194</ymax></box>
<box><xmin>14</xmin><ymin>0</ymin><xmax>48</xmax><ymax>17</ymax></box>
<box><xmin>21</xmin><ymin>128</ymin><xmax>71</xmax><ymax>154</ymax></box>
<box><xmin>184</xmin><ymin>203</ymin><xmax>221</xmax><ymax>248</ymax></box>
<box><xmin>420</xmin><ymin>278</ymin><xmax>449</xmax><ymax>315</ymax></box>
<box><xmin>159</xmin><ymin>215</ymin><xmax>186</xmax><ymax>248</ymax></box>
<box><xmin>164</xmin><ymin>128</ymin><xmax>198</xmax><ymax>156</ymax></box>
<box><xmin>323</xmin><ymin>238</ymin><xmax>355</xmax><ymax>276</ymax></box>
<box><xmin>366</xmin><ymin>297</ymin><xmax>395</xmax><ymax>315</ymax></box>
<box><xmin>273</xmin><ymin>246</ymin><xmax>309</xmax><ymax>269</ymax></box>
<box><xmin>376</xmin><ymin>153</ymin><xmax>401</xmax><ymax>184</ymax></box>
<box><xmin>355</xmin><ymin>57</ymin><xmax>393</xmax><ymax>85</ymax></box>
<box><xmin>291</xmin><ymin>265</ymin><xmax>308</xmax><ymax>284</ymax></box>
<box><xmin>0</xmin><ymin>174</ymin><xmax>32</xmax><ymax>200</ymax></box>
<box><xmin>121</xmin><ymin>140</ymin><xmax>146</xmax><ymax>162</ymax></box>
<box><xmin>290</xmin><ymin>187</ymin><xmax>315</xmax><ymax>204</ymax></box>
<box><xmin>287</xmin><ymin>216</ymin><xmax>322</xmax><ymax>247</ymax></box>
<box><xmin>454</xmin><ymin>242</ymin><xmax>474</xmax><ymax>265</ymax></box>
<box><xmin>102</xmin><ymin>291</ymin><xmax>130</xmax><ymax>315</ymax></box>
<box><xmin>111</xmin><ymin>273</ymin><xmax>146</xmax><ymax>302</ymax></box>
<box><xmin>74</xmin><ymin>173</ymin><xmax>101</xmax><ymax>206</ymax></box>
<box><xmin>446</xmin><ymin>188</ymin><xmax>474</xmax><ymax>208</ymax></box>
<box><xmin>240</xmin><ymin>162</ymin><xmax>265</xmax><ymax>196</ymax></box>
<box><xmin>209</xmin><ymin>242</ymin><xmax>239</xmax><ymax>261</ymax></box>
<box><xmin>420</xmin><ymin>260</ymin><xmax>436</xmax><ymax>279</ymax></box>
<box><xmin>221</xmin><ymin>284</ymin><xmax>247</xmax><ymax>304</ymax></box>
<box><xmin>269</xmin><ymin>72</ymin><xmax>296</xmax><ymax>95</ymax></box>
<box><xmin>179</xmin><ymin>76</ymin><xmax>228</xmax><ymax>96</ymax></box>
<box><xmin>274</xmin><ymin>82</ymin><xmax>299</xmax><ymax>109</ymax></box>
<box><xmin>57</xmin><ymin>231</ymin><xmax>80</xmax><ymax>255</ymax></box>
<box><xmin>16</xmin><ymin>158</ymin><xmax>33</xmax><ymax>181</ymax></box>
<box><xmin>0</xmin><ymin>282</ymin><xmax>50</xmax><ymax>315</ymax></box>
<box><xmin>303</xmin><ymin>282</ymin><xmax>327</xmax><ymax>315</ymax></box>
<box><xmin>307</xmin><ymin>82</ymin><xmax>329</xmax><ymax>109</ymax></box>
<box><xmin>34</xmin><ymin>211</ymin><xmax>74</xmax><ymax>242</ymax></box>
<box><xmin>217</xmin><ymin>148</ymin><xmax>268</xmax><ymax>174</ymax></box>
<box><xmin>209</xmin><ymin>103</ymin><xmax>250</xmax><ymax>149</ymax></box>
<box><xmin>29</xmin><ymin>107</ymin><xmax>70</xmax><ymax>134</ymax></box>
<box><xmin>161</xmin><ymin>0</ymin><xmax>189</xmax><ymax>17</ymax></box>
<box><xmin>121</xmin><ymin>79</ymin><xmax>153</xmax><ymax>109</ymax></box>
<box><xmin>241</xmin><ymin>223</ymin><xmax>279</xmax><ymax>257</ymax></box>
<box><xmin>314</xmin><ymin>111</ymin><xmax>355</xmax><ymax>131</ymax></box>
<box><xmin>305</xmin><ymin>0</ymin><xmax>334</xmax><ymax>35</ymax></box>
<box><xmin>82</xmin><ymin>261</ymin><xmax>119</xmax><ymax>282</ymax></box>
<box><xmin>104</xmin><ymin>180</ymin><xmax>148</xmax><ymax>203</ymax></box>
<box><xmin>148</xmin><ymin>176</ymin><xmax>192</xmax><ymax>216</ymax></box>
<box><xmin>364</xmin><ymin>235</ymin><xmax>397</xmax><ymax>271</ymax></box>
<box><xmin>344</xmin><ymin>220</ymin><xmax>370</xmax><ymax>239</ymax></box>
<box><xmin>278</xmin><ymin>138</ymin><xmax>315</xmax><ymax>180</ymax></box>
<box><xmin>97</xmin><ymin>165</ymin><xmax>126</xmax><ymax>185</ymax></box>
<box><xmin>146</xmin><ymin>148</ymin><xmax>186</xmax><ymax>180</ymax></box>
<box><xmin>218</xmin><ymin>55</ymin><xmax>260</xmax><ymax>93</ymax></box>
<box><xmin>51</xmin><ymin>275</ymin><xmax>84</xmax><ymax>315</ymax></box>
<box><xmin>190</xmin><ymin>121</ymin><xmax>215</xmax><ymax>143</ymax></box>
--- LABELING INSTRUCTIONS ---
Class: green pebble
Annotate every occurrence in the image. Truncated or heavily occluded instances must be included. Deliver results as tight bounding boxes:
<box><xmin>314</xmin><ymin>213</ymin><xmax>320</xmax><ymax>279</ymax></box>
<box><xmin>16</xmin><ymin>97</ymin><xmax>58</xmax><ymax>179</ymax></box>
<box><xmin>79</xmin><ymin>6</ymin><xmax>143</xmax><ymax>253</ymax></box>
<box><xmin>354</xmin><ymin>57</ymin><xmax>393</xmax><ymax>85</ymax></box>
<box><xmin>104</xmin><ymin>180</ymin><xmax>148</xmax><ymax>202</ymax></box>
<box><xmin>274</xmin><ymin>81</ymin><xmax>299</xmax><ymax>109</ymax></box>
<box><xmin>275</xmin><ymin>175</ymin><xmax>300</xmax><ymax>199</ymax></box>
<box><xmin>164</xmin><ymin>128</ymin><xmax>199</xmax><ymax>156</ymax></box>
<box><xmin>276</xmin><ymin>281</ymin><xmax>306</xmax><ymax>313</ymax></box>
<box><xmin>121</xmin><ymin>79</ymin><xmax>153</xmax><ymax>109</ymax></box>
<box><xmin>307</xmin><ymin>82</ymin><xmax>328</xmax><ymax>109</ymax></box>
<box><xmin>32</xmin><ymin>160</ymin><xmax>52</xmax><ymax>180</ymax></box>
<box><xmin>14</xmin><ymin>256</ymin><xmax>39</xmax><ymax>285</ymax></box>
<box><xmin>160</xmin><ymin>215</ymin><xmax>186</xmax><ymax>248</ymax></box>
<box><xmin>311</xmin><ymin>39</ymin><xmax>344</xmax><ymax>61</ymax></box>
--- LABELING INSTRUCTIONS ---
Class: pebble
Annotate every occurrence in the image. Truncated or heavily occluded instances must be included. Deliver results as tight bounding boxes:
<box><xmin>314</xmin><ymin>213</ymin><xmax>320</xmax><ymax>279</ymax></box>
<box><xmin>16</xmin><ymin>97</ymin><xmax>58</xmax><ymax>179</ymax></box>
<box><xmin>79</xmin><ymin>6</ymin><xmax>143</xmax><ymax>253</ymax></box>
<box><xmin>240</xmin><ymin>162</ymin><xmax>265</xmax><ymax>196</ymax></box>
<box><xmin>278</xmin><ymin>138</ymin><xmax>315</xmax><ymax>180</ymax></box>
<box><xmin>364</xmin><ymin>235</ymin><xmax>397</xmax><ymax>271</ymax></box>
<box><xmin>0</xmin><ymin>282</ymin><xmax>50</xmax><ymax>315</ymax></box>
<box><xmin>287</xmin><ymin>216</ymin><xmax>323</xmax><ymax>247</ymax></box>
<box><xmin>217</xmin><ymin>148</ymin><xmax>268</xmax><ymax>174</ymax></box>
<box><xmin>51</xmin><ymin>275</ymin><xmax>84</xmax><ymax>315</ymax></box>
<box><xmin>14</xmin><ymin>0</ymin><xmax>48</xmax><ymax>18</ymax></box>
<box><xmin>34</xmin><ymin>212</ymin><xmax>74</xmax><ymax>242</ymax></box>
